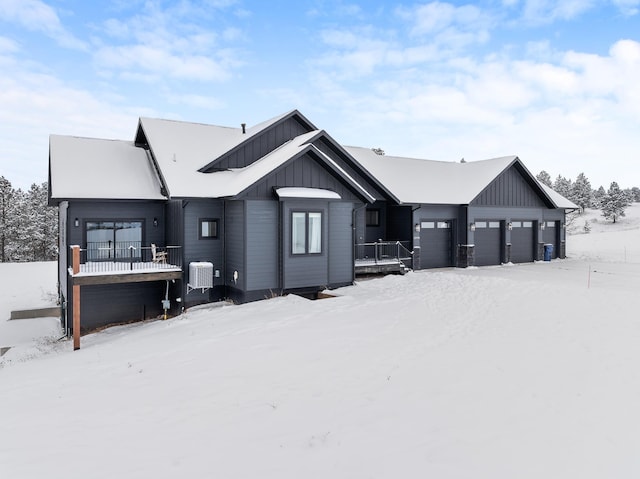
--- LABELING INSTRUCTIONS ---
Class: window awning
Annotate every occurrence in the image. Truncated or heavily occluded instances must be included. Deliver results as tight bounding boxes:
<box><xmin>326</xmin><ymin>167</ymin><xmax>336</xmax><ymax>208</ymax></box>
<box><xmin>275</xmin><ymin>187</ymin><xmax>341</xmax><ymax>199</ymax></box>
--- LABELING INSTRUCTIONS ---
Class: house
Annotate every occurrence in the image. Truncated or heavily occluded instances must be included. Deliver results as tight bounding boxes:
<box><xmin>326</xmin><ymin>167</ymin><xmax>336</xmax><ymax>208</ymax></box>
<box><xmin>345</xmin><ymin>147</ymin><xmax>577</xmax><ymax>270</ymax></box>
<box><xmin>48</xmin><ymin>110</ymin><xmax>576</xmax><ymax>335</ymax></box>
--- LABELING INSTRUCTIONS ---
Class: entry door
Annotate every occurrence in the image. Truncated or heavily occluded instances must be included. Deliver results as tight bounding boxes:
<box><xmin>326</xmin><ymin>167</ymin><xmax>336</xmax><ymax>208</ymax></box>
<box><xmin>543</xmin><ymin>221</ymin><xmax>558</xmax><ymax>258</ymax></box>
<box><xmin>420</xmin><ymin>220</ymin><xmax>453</xmax><ymax>269</ymax></box>
<box><xmin>510</xmin><ymin>221</ymin><xmax>534</xmax><ymax>263</ymax></box>
<box><xmin>474</xmin><ymin>221</ymin><xmax>502</xmax><ymax>266</ymax></box>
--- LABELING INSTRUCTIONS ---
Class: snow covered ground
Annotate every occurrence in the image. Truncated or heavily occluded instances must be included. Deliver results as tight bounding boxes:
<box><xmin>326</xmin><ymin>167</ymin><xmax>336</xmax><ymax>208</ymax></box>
<box><xmin>2</xmin><ymin>205</ymin><xmax>640</xmax><ymax>478</ymax></box>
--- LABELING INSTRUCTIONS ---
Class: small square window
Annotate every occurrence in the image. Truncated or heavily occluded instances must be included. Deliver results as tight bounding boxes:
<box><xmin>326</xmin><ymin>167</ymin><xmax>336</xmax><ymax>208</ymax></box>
<box><xmin>366</xmin><ymin>209</ymin><xmax>380</xmax><ymax>227</ymax></box>
<box><xmin>199</xmin><ymin>219</ymin><xmax>219</xmax><ymax>239</ymax></box>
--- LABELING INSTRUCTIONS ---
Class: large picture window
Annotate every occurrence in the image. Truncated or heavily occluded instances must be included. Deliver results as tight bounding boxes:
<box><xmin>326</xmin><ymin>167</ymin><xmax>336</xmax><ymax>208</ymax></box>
<box><xmin>291</xmin><ymin>211</ymin><xmax>322</xmax><ymax>255</ymax></box>
<box><xmin>86</xmin><ymin>220</ymin><xmax>142</xmax><ymax>260</ymax></box>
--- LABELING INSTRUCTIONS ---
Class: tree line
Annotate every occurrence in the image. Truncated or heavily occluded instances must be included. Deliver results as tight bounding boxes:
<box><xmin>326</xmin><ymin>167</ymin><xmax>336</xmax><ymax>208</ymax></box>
<box><xmin>536</xmin><ymin>171</ymin><xmax>638</xmax><ymax>224</ymax></box>
<box><xmin>0</xmin><ymin>176</ymin><xmax>58</xmax><ymax>262</ymax></box>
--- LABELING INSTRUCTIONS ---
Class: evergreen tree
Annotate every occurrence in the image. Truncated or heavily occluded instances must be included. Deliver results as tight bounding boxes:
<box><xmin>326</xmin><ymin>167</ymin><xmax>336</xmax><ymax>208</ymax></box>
<box><xmin>571</xmin><ymin>172</ymin><xmax>592</xmax><ymax>210</ymax></box>
<box><xmin>601</xmin><ymin>181</ymin><xmax>630</xmax><ymax>223</ymax></box>
<box><xmin>593</xmin><ymin>185</ymin><xmax>606</xmax><ymax>207</ymax></box>
<box><xmin>553</xmin><ymin>175</ymin><xmax>573</xmax><ymax>198</ymax></box>
<box><xmin>536</xmin><ymin>170</ymin><xmax>552</xmax><ymax>187</ymax></box>
<box><xmin>0</xmin><ymin>176</ymin><xmax>15</xmax><ymax>262</ymax></box>
<box><xmin>631</xmin><ymin>187</ymin><xmax>640</xmax><ymax>202</ymax></box>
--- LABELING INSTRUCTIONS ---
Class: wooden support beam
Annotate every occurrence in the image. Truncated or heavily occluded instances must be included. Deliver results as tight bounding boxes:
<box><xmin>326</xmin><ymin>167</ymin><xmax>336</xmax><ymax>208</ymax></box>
<box><xmin>71</xmin><ymin>245</ymin><xmax>81</xmax><ymax>351</ymax></box>
<box><xmin>72</xmin><ymin>270</ymin><xmax>182</xmax><ymax>286</ymax></box>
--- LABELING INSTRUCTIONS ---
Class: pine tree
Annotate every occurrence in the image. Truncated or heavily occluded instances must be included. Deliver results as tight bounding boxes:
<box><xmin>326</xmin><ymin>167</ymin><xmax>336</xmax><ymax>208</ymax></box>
<box><xmin>593</xmin><ymin>185</ymin><xmax>606</xmax><ymax>207</ymax></box>
<box><xmin>536</xmin><ymin>170</ymin><xmax>552</xmax><ymax>187</ymax></box>
<box><xmin>553</xmin><ymin>175</ymin><xmax>573</xmax><ymax>199</ymax></box>
<box><xmin>571</xmin><ymin>172</ymin><xmax>592</xmax><ymax>211</ymax></box>
<box><xmin>631</xmin><ymin>187</ymin><xmax>640</xmax><ymax>202</ymax></box>
<box><xmin>601</xmin><ymin>181</ymin><xmax>630</xmax><ymax>223</ymax></box>
<box><xmin>0</xmin><ymin>176</ymin><xmax>15</xmax><ymax>262</ymax></box>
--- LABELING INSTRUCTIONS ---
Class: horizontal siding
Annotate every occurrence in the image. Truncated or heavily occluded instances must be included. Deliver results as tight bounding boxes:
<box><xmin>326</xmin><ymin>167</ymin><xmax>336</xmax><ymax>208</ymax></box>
<box><xmin>78</xmin><ymin>282</ymin><xmax>165</xmax><ymax>332</ymax></box>
<box><xmin>282</xmin><ymin>199</ymin><xmax>329</xmax><ymax>289</ymax></box>
<box><xmin>246</xmin><ymin>201</ymin><xmax>279</xmax><ymax>291</ymax></box>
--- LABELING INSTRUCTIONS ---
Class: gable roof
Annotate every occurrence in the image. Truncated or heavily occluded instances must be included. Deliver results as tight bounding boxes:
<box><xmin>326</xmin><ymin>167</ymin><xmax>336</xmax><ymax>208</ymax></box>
<box><xmin>539</xmin><ymin>183</ymin><xmax>579</xmax><ymax>209</ymax></box>
<box><xmin>48</xmin><ymin>135</ymin><xmax>165</xmax><ymax>202</ymax></box>
<box><xmin>345</xmin><ymin>147</ymin><xmax>524</xmax><ymax>204</ymax></box>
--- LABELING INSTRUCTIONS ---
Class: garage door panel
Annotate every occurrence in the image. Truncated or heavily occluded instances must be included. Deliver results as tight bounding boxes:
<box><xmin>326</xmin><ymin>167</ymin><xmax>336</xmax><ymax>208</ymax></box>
<box><xmin>543</xmin><ymin>221</ymin><xmax>558</xmax><ymax>258</ymax></box>
<box><xmin>474</xmin><ymin>221</ymin><xmax>501</xmax><ymax>266</ymax></box>
<box><xmin>420</xmin><ymin>220</ymin><xmax>452</xmax><ymax>269</ymax></box>
<box><xmin>510</xmin><ymin>221</ymin><xmax>534</xmax><ymax>263</ymax></box>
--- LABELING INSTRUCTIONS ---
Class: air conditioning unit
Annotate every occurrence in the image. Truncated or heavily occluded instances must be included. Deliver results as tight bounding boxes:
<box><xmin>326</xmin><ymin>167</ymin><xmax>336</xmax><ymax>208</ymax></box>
<box><xmin>187</xmin><ymin>262</ymin><xmax>213</xmax><ymax>293</ymax></box>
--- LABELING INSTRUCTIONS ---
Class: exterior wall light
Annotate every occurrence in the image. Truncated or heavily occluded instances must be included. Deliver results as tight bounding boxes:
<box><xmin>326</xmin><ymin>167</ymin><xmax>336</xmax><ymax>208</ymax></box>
<box><xmin>508</xmin><ymin>222</ymin><xmax>513</xmax><ymax>231</ymax></box>
<box><xmin>541</xmin><ymin>222</ymin><xmax>546</xmax><ymax>230</ymax></box>
<box><xmin>153</xmin><ymin>217</ymin><xmax>158</xmax><ymax>227</ymax></box>
<box><xmin>414</xmin><ymin>223</ymin><xmax>420</xmax><ymax>232</ymax></box>
<box><xmin>469</xmin><ymin>222</ymin><xmax>476</xmax><ymax>232</ymax></box>
<box><xmin>74</xmin><ymin>218</ymin><xmax>79</xmax><ymax>227</ymax></box>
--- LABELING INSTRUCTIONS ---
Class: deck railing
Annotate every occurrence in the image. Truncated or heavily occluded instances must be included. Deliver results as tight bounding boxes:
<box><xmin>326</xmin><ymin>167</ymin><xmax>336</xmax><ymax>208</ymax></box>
<box><xmin>355</xmin><ymin>240</ymin><xmax>413</xmax><ymax>268</ymax></box>
<box><xmin>70</xmin><ymin>244</ymin><xmax>182</xmax><ymax>274</ymax></box>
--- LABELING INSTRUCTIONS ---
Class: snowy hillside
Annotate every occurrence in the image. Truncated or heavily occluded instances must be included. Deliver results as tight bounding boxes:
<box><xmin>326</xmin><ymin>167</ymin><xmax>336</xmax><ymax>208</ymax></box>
<box><xmin>2</xmin><ymin>205</ymin><xmax>640</xmax><ymax>478</ymax></box>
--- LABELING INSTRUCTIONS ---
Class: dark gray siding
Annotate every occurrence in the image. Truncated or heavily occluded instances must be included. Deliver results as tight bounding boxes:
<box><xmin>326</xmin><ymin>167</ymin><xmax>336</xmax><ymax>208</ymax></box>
<box><xmin>79</xmin><ymin>282</ymin><xmax>165</xmax><ymax>332</ymax></box>
<box><xmin>183</xmin><ymin>200</ymin><xmax>224</xmax><ymax>304</ymax></box>
<box><xmin>246</xmin><ymin>201</ymin><xmax>279</xmax><ymax>291</ymax></box>
<box><xmin>312</xmin><ymin>138</ymin><xmax>386</xmax><ymax>201</ymax></box>
<box><xmin>365</xmin><ymin>202</ymin><xmax>386</xmax><ymax>242</ymax></box>
<box><xmin>64</xmin><ymin>200</ymin><xmax>168</xmax><ymax>331</ymax></box>
<box><xmin>329</xmin><ymin>202</ymin><xmax>354</xmax><ymax>285</ymax></box>
<box><xmin>58</xmin><ymin>201</ymin><xmax>68</xmax><ymax>302</ymax></box>
<box><xmin>66</xmin><ymin>200</ymin><xmax>166</xmax><ymax>251</ymax></box>
<box><xmin>224</xmin><ymin>200</ymin><xmax>246</xmax><ymax>291</ymax></box>
<box><xmin>241</xmin><ymin>153</ymin><xmax>363</xmax><ymax>202</ymax></box>
<box><xmin>210</xmin><ymin>117</ymin><xmax>310</xmax><ymax>170</ymax></box>
<box><xmin>282</xmin><ymin>199</ymin><xmax>329</xmax><ymax>290</ymax></box>
<box><xmin>473</xmin><ymin>165</ymin><xmax>546</xmax><ymax>207</ymax></box>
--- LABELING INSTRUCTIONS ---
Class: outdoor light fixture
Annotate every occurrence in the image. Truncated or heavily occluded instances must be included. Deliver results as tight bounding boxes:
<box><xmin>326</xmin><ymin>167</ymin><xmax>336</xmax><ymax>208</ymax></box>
<box><xmin>74</xmin><ymin>218</ymin><xmax>79</xmax><ymax>227</ymax></box>
<box><xmin>508</xmin><ymin>222</ymin><xmax>513</xmax><ymax>231</ymax></box>
<box><xmin>469</xmin><ymin>222</ymin><xmax>476</xmax><ymax>232</ymax></box>
<box><xmin>415</xmin><ymin>223</ymin><xmax>420</xmax><ymax>232</ymax></box>
<box><xmin>153</xmin><ymin>217</ymin><xmax>158</xmax><ymax>227</ymax></box>
<box><xmin>541</xmin><ymin>222</ymin><xmax>546</xmax><ymax>230</ymax></box>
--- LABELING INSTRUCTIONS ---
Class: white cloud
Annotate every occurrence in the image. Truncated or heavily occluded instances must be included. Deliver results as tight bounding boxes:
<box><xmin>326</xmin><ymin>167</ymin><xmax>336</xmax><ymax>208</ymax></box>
<box><xmin>92</xmin><ymin>1</ymin><xmax>244</xmax><ymax>83</ymax></box>
<box><xmin>610</xmin><ymin>0</ymin><xmax>640</xmax><ymax>15</ymax></box>
<box><xmin>0</xmin><ymin>0</ymin><xmax>86</xmax><ymax>50</ymax></box>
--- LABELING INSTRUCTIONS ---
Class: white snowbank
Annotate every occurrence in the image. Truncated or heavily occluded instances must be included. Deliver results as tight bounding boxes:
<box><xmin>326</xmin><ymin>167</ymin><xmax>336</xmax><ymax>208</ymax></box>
<box><xmin>1</xmin><ymin>206</ymin><xmax>640</xmax><ymax>478</ymax></box>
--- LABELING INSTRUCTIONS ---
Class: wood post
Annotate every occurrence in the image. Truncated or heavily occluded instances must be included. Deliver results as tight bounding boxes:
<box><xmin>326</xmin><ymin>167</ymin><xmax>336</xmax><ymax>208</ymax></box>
<box><xmin>71</xmin><ymin>245</ymin><xmax>81</xmax><ymax>350</ymax></box>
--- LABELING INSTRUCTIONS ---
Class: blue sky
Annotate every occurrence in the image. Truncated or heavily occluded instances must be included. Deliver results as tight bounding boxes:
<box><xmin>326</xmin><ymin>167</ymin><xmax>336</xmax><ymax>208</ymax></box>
<box><xmin>1</xmin><ymin>0</ymin><xmax>639</xmax><ymax>191</ymax></box>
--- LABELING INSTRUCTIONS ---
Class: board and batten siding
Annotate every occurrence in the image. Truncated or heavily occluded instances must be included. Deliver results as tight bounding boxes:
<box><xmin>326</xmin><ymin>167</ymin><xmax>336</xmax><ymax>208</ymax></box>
<box><xmin>79</xmin><ymin>282</ymin><xmax>165</xmax><ymax>332</ymax></box>
<box><xmin>224</xmin><ymin>200</ymin><xmax>245</xmax><ymax>291</ymax></box>
<box><xmin>58</xmin><ymin>201</ymin><xmax>68</xmax><ymax>303</ymax></box>
<box><xmin>329</xmin><ymin>201</ymin><xmax>354</xmax><ymax>285</ymax></box>
<box><xmin>242</xmin><ymin>153</ymin><xmax>363</xmax><ymax>201</ymax></box>
<box><xmin>245</xmin><ymin>200</ymin><xmax>279</xmax><ymax>291</ymax></box>
<box><xmin>183</xmin><ymin>199</ymin><xmax>224</xmax><ymax>303</ymax></box>
<box><xmin>472</xmin><ymin>165</ymin><xmax>547</xmax><ymax>207</ymax></box>
<box><xmin>209</xmin><ymin>117</ymin><xmax>310</xmax><ymax>170</ymax></box>
<box><xmin>282</xmin><ymin>199</ymin><xmax>329</xmax><ymax>290</ymax></box>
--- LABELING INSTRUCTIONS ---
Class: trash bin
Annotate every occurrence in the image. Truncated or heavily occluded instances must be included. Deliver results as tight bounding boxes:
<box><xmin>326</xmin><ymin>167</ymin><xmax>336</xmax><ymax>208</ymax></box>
<box><xmin>544</xmin><ymin>244</ymin><xmax>554</xmax><ymax>261</ymax></box>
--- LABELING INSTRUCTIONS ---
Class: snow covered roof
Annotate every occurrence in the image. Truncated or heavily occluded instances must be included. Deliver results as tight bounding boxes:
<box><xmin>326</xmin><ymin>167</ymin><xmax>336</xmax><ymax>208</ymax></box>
<box><xmin>48</xmin><ymin>135</ymin><xmax>165</xmax><ymax>202</ymax></box>
<box><xmin>275</xmin><ymin>187</ymin><xmax>341</xmax><ymax>199</ymax></box>
<box><xmin>345</xmin><ymin>146</ymin><xmax>522</xmax><ymax>205</ymax></box>
<box><xmin>539</xmin><ymin>183</ymin><xmax>579</xmax><ymax>210</ymax></box>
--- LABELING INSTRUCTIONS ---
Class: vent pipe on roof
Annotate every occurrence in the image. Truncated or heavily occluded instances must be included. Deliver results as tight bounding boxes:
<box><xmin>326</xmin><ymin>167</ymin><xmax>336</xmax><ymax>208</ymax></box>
<box><xmin>241</xmin><ymin>123</ymin><xmax>246</xmax><ymax>134</ymax></box>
